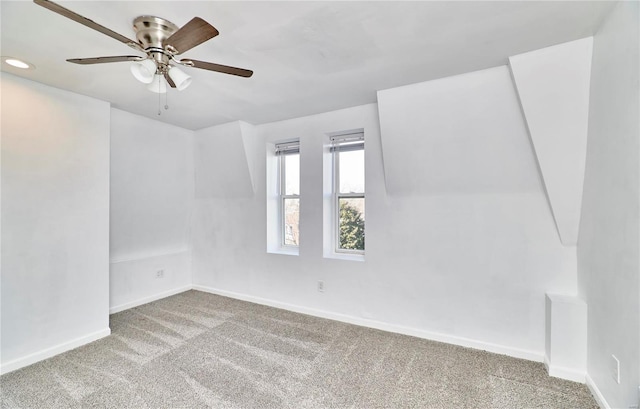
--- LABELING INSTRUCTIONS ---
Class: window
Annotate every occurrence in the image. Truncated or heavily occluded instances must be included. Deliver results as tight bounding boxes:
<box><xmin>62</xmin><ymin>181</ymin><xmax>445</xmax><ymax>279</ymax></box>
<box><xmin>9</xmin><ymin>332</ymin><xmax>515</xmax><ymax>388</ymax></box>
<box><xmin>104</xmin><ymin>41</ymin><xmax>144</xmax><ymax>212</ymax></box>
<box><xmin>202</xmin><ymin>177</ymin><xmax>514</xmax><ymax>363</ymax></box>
<box><xmin>276</xmin><ymin>141</ymin><xmax>300</xmax><ymax>247</ymax></box>
<box><xmin>331</xmin><ymin>133</ymin><xmax>364</xmax><ymax>253</ymax></box>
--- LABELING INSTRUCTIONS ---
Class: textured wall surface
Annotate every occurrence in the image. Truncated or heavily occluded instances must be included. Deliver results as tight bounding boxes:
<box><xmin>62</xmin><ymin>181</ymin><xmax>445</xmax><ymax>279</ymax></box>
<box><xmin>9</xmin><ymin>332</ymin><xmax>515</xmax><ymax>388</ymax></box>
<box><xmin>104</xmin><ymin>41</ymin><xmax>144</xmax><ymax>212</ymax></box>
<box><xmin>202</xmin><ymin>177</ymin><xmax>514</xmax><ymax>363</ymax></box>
<box><xmin>577</xmin><ymin>2</ymin><xmax>640</xmax><ymax>408</ymax></box>
<box><xmin>1</xmin><ymin>73</ymin><xmax>110</xmax><ymax>370</ymax></box>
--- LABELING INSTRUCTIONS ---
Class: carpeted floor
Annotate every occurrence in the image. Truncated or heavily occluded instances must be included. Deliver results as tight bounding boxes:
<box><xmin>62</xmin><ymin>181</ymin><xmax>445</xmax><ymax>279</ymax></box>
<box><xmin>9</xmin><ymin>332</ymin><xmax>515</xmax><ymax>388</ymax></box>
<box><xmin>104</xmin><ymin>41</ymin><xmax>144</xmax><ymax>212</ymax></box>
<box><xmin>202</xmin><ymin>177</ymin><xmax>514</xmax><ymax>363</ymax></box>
<box><xmin>1</xmin><ymin>290</ymin><xmax>597</xmax><ymax>408</ymax></box>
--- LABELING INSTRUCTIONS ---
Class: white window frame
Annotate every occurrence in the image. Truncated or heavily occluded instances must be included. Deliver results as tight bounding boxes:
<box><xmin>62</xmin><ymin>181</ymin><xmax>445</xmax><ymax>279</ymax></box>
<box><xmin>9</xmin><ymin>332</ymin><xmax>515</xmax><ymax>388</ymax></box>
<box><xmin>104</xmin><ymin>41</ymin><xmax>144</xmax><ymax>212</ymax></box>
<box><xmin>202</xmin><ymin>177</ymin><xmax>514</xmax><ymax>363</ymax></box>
<box><xmin>276</xmin><ymin>141</ymin><xmax>300</xmax><ymax>248</ymax></box>
<box><xmin>331</xmin><ymin>133</ymin><xmax>365</xmax><ymax>255</ymax></box>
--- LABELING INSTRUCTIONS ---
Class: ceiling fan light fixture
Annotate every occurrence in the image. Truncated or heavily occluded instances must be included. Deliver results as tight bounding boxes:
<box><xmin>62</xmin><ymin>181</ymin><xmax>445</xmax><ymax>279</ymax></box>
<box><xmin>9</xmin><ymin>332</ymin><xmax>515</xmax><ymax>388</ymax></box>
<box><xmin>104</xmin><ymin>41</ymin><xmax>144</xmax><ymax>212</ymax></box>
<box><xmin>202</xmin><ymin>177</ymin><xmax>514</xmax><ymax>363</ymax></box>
<box><xmin>33</xmin><ymin>0</ymin><xmax>253</xmax><ymax>102</ymax></box>
<box><xmin>130</xmin><ymin>59</ymin><xmax>156</xmax><ymax>84</ymax></box>
<box><xmin>168</xmin><ymin>66</ymin><xmax>192</xmax><ymax>91</ymax></box>
<box><xmin>147</xmin><ymin>74</ymin><xmax>167</xmax><ymax>94</ymax></box>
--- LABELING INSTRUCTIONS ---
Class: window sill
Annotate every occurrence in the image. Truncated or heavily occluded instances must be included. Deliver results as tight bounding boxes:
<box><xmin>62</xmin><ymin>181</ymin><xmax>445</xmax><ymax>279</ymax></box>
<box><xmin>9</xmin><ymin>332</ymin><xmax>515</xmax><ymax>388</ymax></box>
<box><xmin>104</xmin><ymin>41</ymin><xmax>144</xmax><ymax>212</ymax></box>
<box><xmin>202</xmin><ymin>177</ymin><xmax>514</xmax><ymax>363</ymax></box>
<box><xmin>324</xmin><ymin>252</ymin><xmax>365</xmax><ymax>262</ymax></box>
<box><xmin>267</xmin><ymin>247</ymin><xmax>299</xmax><ymax>256</ymax></box>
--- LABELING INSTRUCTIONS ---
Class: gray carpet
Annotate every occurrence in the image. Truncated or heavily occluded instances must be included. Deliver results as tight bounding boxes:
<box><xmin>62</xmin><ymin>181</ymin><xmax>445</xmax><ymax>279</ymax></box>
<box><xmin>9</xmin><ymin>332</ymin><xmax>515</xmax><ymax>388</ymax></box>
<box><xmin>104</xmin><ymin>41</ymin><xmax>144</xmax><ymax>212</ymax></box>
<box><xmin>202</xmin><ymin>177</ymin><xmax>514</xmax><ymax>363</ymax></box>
<box><xmin>1</xmin><ymin>290</ymin><xmax>597</xmax><ymax>408</ymax></box>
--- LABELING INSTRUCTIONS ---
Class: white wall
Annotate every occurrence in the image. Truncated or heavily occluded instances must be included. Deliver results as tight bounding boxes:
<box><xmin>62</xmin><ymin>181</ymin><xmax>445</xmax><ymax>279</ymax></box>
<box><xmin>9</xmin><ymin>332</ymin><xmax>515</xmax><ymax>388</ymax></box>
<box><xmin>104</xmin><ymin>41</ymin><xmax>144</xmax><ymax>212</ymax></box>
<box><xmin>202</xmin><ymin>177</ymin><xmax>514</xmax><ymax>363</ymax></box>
<box><xmin>509</xmin><ymin>38</ymin><xmax>592</xmax><ymax>246</ymax></box>
<box><xmin>190</xmin><ymin>65</ymin><xmax>576</xmax><ymax>359</ymax></box>
<box><xmin>0</xmin><ymin>73</ymin><xmax>110</xmax><ymax>373</ymax></box>
<box><xmin>109</xmin><ymin>109</ymin><xmax>193</xmax><ymax>311</ymax></box>
<box><xmin>109</xmin><ymin>251</ymin><xmax>191</xmax><ymax>313</ymax></box>
<box><xmin>578</xmin><ymin>2</ymin><xmax>640</xmax><ymax>408</ymax></box>
<box><xmin>194</xmin><ymin>121</ymin><xmax>254</xmax><ymax>200</ymax></box>
<box><xmin>378</xmin><ymin>66</ymin><xmax>541</xmax><ymax>196</ymax></box>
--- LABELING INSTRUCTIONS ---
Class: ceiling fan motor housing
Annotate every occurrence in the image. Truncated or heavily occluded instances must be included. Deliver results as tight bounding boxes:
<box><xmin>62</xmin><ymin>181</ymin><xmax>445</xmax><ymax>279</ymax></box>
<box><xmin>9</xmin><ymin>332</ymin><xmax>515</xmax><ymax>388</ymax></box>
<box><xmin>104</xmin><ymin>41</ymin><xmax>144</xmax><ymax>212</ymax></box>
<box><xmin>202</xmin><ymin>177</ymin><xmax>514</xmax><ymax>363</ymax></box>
<box><xmin>133</xmin><ymin>16</ymin><xmax>179</xmax><ymax>69</ymax></box>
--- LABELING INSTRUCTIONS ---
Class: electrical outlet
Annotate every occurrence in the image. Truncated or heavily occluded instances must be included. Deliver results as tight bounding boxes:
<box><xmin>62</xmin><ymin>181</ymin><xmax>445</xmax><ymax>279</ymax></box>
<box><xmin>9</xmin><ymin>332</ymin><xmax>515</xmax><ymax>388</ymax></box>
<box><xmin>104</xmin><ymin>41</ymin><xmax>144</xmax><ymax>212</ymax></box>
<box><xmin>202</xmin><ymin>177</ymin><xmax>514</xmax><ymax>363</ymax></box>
<box><xmin>317</xmin><ymin>280</ymin><xmax>324</xmax><ymax>292</ymax></box>
<box><xmin>611</xmin><ymin>354</ymin><xmax>620</xmax><ymax>384</ymax></box>
<box><xmin>156</xmin><ymin>269</ymin><xmax>165</xmax><ymax>279</ymax></box>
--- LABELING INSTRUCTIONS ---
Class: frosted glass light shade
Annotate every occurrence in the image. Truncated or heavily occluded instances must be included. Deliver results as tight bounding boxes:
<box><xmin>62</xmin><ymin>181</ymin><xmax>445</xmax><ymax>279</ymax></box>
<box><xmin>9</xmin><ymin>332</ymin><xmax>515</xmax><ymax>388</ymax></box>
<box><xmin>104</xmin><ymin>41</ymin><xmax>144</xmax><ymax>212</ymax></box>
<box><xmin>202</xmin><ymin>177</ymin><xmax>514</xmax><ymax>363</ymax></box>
<box><xmin>147</xmin><ymin>74</ymin><xmax>167</xmax><ymax>94</ymax></box>
<box><xmin>130</xmin><ymin>59</ymin><xmax>156</xmax><ymax>84</ymax></box>
<box><xmin>168</xmin><ymin>66</ymin><xmax>192</xmax><ymax>91</ymax></box>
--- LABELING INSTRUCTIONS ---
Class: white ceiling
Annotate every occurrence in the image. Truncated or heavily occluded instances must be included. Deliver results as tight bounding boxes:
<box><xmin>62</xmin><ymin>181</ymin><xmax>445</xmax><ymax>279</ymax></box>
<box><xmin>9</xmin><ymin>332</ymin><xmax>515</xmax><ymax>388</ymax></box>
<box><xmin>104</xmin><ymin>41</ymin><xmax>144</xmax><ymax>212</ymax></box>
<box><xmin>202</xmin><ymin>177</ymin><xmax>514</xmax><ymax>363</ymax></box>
<box><xmin>1</xmin><ymin>1</ymin><xmax>613</xmax><ymax>130</ymax></box>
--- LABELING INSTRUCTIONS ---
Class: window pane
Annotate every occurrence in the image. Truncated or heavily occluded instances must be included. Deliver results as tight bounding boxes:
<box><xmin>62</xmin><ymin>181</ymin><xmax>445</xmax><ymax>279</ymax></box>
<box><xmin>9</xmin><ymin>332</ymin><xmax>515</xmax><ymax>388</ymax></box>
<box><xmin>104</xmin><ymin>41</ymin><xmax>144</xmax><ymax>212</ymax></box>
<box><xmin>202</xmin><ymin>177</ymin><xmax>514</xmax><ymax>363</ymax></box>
<box><xmin>283</xmin><ymin>198</ymin><xmax>300</xmax><ymax>246</ymax></box>
<box><xmin>339</xmin><ymin>150</ymin><xmax>364</xmax><ymax>194</ymax></box>
<box><xmin>284</xmin><ymin>154</ymin><xmax>300</xmax><ymax>195</ymax></box>
<box><xmin>338</xmin><ymin>197</ymin><xmax>364</xmax><ymax>251</ymax></box>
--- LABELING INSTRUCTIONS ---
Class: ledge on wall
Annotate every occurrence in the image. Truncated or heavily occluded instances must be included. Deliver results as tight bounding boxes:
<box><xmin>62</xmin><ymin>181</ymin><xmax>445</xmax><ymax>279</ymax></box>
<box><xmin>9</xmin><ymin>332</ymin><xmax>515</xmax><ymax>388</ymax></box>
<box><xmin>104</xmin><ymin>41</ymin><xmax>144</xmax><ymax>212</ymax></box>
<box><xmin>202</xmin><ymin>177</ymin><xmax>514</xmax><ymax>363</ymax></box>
<box><xmin>109</xmin><ymin>249</ymin><xmax>192</xmax><ymax>314</ymax></box>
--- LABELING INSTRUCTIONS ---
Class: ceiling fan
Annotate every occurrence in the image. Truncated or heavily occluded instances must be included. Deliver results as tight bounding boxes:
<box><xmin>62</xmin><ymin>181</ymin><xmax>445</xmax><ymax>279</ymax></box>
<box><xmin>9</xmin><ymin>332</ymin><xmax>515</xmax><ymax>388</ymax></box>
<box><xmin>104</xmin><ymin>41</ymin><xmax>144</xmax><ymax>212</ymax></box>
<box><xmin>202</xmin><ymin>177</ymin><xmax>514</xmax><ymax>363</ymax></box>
<box><xmin>33</xmin><ymin>0</ymin><xmax>253</xmax><ymax>94</ymax></box>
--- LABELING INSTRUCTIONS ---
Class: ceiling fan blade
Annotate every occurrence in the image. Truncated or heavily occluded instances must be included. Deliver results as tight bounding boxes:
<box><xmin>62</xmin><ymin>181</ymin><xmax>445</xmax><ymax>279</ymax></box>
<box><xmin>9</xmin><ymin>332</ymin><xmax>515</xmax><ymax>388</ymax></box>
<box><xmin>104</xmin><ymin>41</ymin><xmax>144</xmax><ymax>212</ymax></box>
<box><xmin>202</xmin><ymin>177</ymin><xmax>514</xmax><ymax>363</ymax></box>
<box><xmin>164</xmin><ymin>73</ymin><xmax>177</xmax><ymax>88</ymax></box>
<box><xmin>67</xmin><ymin>56</ymin><xmax>143</xmax><ymax>65</ymax></box>
<box><xmin>183</xmin><ymin>59</ymin><xmax>253</xmax><ymax>78</ymax></box>
<box><xmin>33</xmin><ymin>0</ymin><xmax>142</xmax><ymax>50</ymax></box>
<box><xmin>164</xmin><ymin>17</ymin><xmax>219</xmax><ymax>54</ymax></box>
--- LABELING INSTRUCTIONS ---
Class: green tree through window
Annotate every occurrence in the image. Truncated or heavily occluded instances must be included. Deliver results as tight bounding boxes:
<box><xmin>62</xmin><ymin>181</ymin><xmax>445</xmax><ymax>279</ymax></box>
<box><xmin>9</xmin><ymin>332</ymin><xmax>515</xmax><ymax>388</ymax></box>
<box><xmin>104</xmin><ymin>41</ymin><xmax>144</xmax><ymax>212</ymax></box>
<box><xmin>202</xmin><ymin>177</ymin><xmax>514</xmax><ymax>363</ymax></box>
<box><xmin>339</xmin><ymin>200</ymin><xmax>365</xmax><ymax>250</ymax></box>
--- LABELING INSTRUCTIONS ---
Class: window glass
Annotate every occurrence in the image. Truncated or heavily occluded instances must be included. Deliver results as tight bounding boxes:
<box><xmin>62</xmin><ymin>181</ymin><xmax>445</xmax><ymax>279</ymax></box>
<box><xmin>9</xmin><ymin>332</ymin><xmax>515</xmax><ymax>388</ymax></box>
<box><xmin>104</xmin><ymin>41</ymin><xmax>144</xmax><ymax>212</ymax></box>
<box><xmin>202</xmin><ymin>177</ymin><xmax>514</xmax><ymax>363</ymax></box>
<box><xmin>283</xmin><ymin>198</ymin><xmax>299</xmax><ymax>246</ymax></box>
<box><xmin>284</xmin><ymin>154</ymin><xmax>300</xmax><ymax>195</ymax></box>
<box><xmin>338</xmin><ymin>197</ymin><xmax>365</xmax><ymax>251</ymax></box>
<box><xmin>269</xmin><ymin>141</ymin><xmax>300</xmax><ymax>254</ymax></box>
<box><xmin>339</xmin><ymin>149</ymin><xmax>364</xmax><ymax>194</ymax></box>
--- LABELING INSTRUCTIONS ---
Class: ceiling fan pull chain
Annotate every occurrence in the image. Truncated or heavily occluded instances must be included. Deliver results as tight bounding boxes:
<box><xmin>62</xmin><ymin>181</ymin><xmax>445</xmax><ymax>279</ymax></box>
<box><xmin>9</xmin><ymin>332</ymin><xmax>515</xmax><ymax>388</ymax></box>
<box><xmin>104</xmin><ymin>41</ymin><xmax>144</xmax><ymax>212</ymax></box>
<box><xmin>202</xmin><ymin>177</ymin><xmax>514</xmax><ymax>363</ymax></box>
<box><xmin>165</xmin><ymin>91</ymin><xmax>169</xmax><ymax>111</ymax></box>
<box><xmin>158</xmin><ymin>87</ymin><xmax>161</xmax><ymax>116</ymax></box>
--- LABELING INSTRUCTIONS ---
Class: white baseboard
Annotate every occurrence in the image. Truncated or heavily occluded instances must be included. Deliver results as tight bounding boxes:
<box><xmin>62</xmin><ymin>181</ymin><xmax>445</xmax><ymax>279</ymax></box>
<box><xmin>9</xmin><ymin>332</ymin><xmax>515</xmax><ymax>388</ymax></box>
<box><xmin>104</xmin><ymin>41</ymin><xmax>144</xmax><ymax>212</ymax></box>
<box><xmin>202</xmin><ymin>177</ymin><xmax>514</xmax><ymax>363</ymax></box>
<box><xmin>544</xmin><ymin>356</ymin><xmax>586</xmax><ymax>383</ymax></box>
<box><xmin>0</xmin><ymin>285</ymin><xmax>548</xmax><ymax>379</ymax></box>
<box><xmin>192</xmin><ymin>285</ymin><xmax>543</xmax><ymax>363</ymax></box>
<box><xmin>109</xmin><ymin>285</ymin><xmax>192</xmax><ymax>314</ymax></box>
<box><xmin>0</xmin><ymin>328</ymin><xmax>111</xmax><ymax>375</ymax></box>
<box><xmin>585</xmin><ymin>374</ymin><xmax>611</xmax><ymax>409</ymax></box>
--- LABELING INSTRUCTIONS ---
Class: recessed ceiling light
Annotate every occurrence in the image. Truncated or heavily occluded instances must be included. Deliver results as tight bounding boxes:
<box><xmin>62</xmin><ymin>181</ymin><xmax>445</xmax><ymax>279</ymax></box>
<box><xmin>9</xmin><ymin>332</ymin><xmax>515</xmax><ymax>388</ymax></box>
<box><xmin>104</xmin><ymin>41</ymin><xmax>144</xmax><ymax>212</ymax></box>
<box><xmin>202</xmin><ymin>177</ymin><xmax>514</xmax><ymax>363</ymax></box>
<box><xmin>2</xmin><ymin>57</ymin><xmax>35</xmax><ymax>70</ymax></box>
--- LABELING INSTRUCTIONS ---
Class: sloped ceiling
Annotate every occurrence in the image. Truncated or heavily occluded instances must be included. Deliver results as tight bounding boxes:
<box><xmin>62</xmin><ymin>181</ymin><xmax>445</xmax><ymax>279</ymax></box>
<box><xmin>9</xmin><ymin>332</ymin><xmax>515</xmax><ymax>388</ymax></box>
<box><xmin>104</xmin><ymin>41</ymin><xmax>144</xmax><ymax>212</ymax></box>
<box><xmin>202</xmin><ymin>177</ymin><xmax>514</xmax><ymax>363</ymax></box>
<box><xmin>0</xmin><ymin>1</ymin><xmax>613</xmax><ymax>130</ymax></box>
